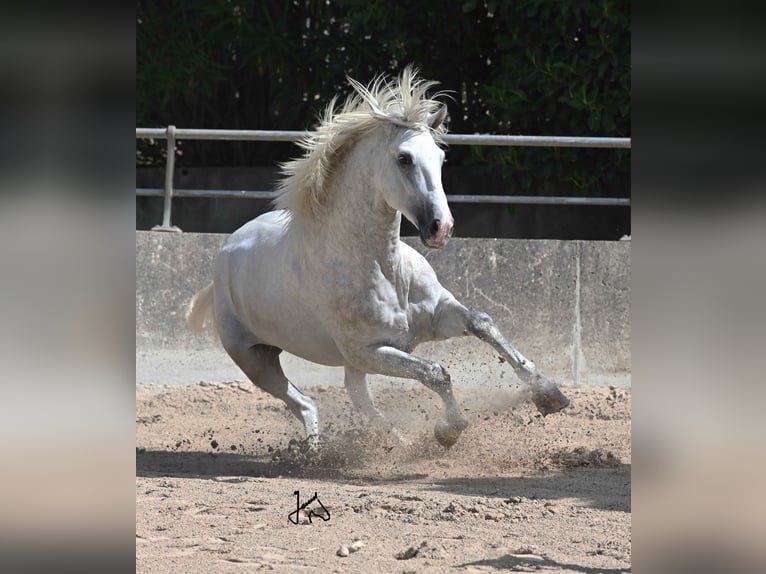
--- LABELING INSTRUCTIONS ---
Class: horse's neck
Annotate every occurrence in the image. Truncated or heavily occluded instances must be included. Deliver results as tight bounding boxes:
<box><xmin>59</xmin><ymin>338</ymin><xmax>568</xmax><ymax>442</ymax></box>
<box><xmin>295</xmin><ymin>161</ymin><xmax>402</xmax><ymax>277</ymax></box>
<box><xmin>326</xmin><ymin>183</ymin><xmax>402</xmax><ymax>272</ymax></box>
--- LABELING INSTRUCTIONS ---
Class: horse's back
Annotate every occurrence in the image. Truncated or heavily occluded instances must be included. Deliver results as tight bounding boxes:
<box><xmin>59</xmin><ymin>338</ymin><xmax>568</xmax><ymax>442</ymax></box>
<box><xmin>222</xmin><ymin>210</ymin><xmax>290</xmax><ymax>252</ymax></box>
<box><xmin>216</xmin><ymin>212</ymin><xmax>289</xmax><ymax>289</ymax></box>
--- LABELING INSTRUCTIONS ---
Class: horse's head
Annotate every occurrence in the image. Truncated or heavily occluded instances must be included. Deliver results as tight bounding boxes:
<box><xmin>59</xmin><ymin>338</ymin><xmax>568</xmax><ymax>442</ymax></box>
<box><xmin>382</xmin><ymin>106</ymin><xmax>453</xmax><ymax>249</ymax></box>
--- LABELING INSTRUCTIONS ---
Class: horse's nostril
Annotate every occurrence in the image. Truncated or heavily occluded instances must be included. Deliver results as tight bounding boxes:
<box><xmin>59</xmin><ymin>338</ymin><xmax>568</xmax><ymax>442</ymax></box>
<box><xmin>430</xmin><ymin>219</ymin><xmax>440</xmax><ymax>236</ymax></box>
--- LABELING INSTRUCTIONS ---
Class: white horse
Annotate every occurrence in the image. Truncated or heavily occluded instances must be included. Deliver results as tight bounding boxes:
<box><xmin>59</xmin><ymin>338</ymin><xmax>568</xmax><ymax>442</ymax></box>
<box><xmin>186</xmin><ymin>67</ymin><xmax>569</xmax><ymax>448</ymax></box>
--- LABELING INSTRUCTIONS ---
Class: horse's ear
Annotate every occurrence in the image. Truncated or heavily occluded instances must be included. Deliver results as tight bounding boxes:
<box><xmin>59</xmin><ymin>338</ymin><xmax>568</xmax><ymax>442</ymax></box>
<box><xmin>427</xmin><ymin>105</ymin><xmax>448</xmax><ymax>130</ymax></box>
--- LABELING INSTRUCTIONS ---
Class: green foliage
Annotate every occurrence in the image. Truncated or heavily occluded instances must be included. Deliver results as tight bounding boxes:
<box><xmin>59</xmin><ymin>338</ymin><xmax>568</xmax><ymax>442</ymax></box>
<box><xmin>137</xmin><ymin>0</ymin><xmax>629</xmax><ymax>196</ymax></box>
<box><xmin>464</xmin><ymin>0</ymin><xmax>630</xmax><ymax>195</ymax></box>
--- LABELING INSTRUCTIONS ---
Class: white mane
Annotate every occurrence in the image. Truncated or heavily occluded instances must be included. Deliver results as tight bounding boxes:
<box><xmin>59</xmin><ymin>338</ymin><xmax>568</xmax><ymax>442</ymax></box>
<box><xmin>274</xmin><ymin>66</ymin><xmax>448</xmax><ymax>220</ymax></box>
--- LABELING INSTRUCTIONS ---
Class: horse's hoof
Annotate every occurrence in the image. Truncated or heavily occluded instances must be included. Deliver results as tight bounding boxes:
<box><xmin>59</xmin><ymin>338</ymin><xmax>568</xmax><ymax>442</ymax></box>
<box><xmin>304</xmin><ymin>434</ymin><xmax>321</xmax><ymax>452</ymax></box>
<box><xmin>531</xmin><ymin>376</ymin><xmax>570</xmax><ymax>415</ymax></box>
<box><xmin>434</xmin><ymin>422</ymin><xmax>465</xmax><ymax>448</ymax></box>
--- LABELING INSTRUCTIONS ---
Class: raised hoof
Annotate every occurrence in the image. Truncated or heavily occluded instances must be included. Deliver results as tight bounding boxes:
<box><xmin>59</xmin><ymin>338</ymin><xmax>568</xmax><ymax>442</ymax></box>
<box><xmin>434</xmin><ymin>420</ymin><xmax>469</xmax><ymax>448</ymax></box>
<box><xmin>531</xmin><ymin>376</ymin><xmax>571</xmax><ymax>416</ymax></box>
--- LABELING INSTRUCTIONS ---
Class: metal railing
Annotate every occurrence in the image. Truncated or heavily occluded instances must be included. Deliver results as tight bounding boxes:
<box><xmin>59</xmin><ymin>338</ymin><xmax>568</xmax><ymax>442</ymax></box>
<box><xmin>136</xmin><ymin>126</ymin><xmax>631</xmax><ymax>232</ymax></box>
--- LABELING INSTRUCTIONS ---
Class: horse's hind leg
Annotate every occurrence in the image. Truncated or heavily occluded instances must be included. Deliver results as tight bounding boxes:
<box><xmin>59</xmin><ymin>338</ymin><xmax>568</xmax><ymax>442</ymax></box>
<box><xmin>225</xmin><ymin>343</ymin><xmax>320</xmax><ymax>446</ymax></box>
<box><xmin>344</xmin><ymin>367</ymin><xmax>410</xmax><ymax>445</ymax></box>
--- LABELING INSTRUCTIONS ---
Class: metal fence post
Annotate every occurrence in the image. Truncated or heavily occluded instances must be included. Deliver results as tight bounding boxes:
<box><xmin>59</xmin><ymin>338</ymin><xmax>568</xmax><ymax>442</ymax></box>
<box><xmin>135</xmin><ymin>128</ymin><xmax>631</xmax><ymax>208</ymax></box>
<box><xmin>152</xmin><ymin>125</ymin><xmax>182</xmax><ymax>232</ymax></box>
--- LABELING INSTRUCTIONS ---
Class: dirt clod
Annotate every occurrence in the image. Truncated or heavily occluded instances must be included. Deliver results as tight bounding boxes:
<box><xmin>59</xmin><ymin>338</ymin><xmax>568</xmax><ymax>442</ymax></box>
<box><xmin>396</xmin><ymin>541</ymin><xmax>427</xmax><ymax>560</ymax></box>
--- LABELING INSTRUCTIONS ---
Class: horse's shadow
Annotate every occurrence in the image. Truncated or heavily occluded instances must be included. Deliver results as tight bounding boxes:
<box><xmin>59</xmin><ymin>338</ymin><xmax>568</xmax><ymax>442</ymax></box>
<box><xmin>460</xmin><ymin>554</ymin><xmax>630</xmax><ymax>573</ymax></box>
<box><xmin>137</xmin><ymin>449</ymin><xmax>288</xmax><ymax>479</ymax></box>
<box><xmin>428</xmin><ymin>466</ymin><xmax>631</xmax><ymax>512</ymax></box>
<box><xmin>135</xmin><ymin>449</ymin><xmax>427</xmax><ymax>483</ymax></box>
<box><xmin>136</xmin><ymin>449</ymin><xmax>629</xmax><ymax>512</ymax></box>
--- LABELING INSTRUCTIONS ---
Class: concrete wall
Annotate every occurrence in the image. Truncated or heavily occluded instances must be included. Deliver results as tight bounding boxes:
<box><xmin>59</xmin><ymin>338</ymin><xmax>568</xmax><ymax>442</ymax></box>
<box><xmin>136</xmin><ymin>231</ymin><xmax>630</xmax><ymax>388</ymax></box>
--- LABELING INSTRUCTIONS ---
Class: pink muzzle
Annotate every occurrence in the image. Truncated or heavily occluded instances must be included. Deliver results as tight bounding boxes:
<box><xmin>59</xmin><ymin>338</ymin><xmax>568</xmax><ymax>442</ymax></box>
<box><xmin>423</xmin><ymin>215</ymin><xmax>454</xmax><ymax>249</ymax></box>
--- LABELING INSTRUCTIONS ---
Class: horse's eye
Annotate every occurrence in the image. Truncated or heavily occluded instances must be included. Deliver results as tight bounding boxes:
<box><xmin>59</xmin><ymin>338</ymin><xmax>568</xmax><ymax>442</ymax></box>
<box><xmin>397</xmin><ymin>152</ymin><xmax>413</xmax><ymax>166</ymax></box>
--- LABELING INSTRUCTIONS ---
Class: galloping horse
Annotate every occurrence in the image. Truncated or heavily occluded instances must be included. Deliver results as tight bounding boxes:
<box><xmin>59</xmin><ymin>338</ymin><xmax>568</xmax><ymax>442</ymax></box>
<box><xmin>186</xmin><ymin>67</ymin><xmax>569</xmax><ymax>448</ymax></box>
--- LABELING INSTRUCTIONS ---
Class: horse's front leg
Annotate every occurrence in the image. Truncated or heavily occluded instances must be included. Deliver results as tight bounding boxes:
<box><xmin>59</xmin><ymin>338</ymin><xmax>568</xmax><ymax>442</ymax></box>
<box><xmin>344</xmin><ymin>345</ymin><xmax>469</xmax><ymax>448</ymax></box>
<box><xmin>344</xmin><ymin>367</ymin><xmax>411</xmax><ymax>445</ymax></box>
<box><xmin>434</xmin><ymin>297</ymin><xmax>570</xmax><ymax>415</ymax></box>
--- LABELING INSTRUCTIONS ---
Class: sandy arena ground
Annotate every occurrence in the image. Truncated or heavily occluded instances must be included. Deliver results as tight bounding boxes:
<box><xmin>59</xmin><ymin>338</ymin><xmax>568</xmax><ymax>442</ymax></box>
<box><xmin>136</xmin><ymin>379</ymin><xmax>630</xmax><ymax>573</ymax></box>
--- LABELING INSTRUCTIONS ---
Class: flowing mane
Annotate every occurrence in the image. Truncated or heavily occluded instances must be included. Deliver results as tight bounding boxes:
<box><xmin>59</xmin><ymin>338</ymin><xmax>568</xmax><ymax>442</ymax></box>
<box><xmin>274</xmin><ymin>66</ymin><xmax>448</xmax><ymax>220</ymax></box>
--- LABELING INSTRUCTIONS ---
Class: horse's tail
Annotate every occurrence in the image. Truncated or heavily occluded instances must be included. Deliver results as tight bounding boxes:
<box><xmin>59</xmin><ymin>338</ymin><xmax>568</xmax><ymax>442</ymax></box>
<box><xmin>186</xmin><ymin>282</ymin><xmax>214</xmax><ymax>333</ymax></box>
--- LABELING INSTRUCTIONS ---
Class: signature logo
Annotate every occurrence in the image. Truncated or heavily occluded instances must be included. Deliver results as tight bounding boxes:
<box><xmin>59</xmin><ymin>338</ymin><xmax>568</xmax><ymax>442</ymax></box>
<box><xmin>288</xmin><ymin>490</ymin><xmax>330</xmax><ymax>525</ymax></box>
